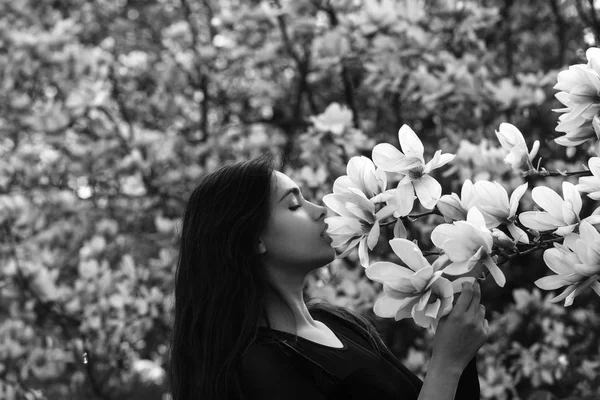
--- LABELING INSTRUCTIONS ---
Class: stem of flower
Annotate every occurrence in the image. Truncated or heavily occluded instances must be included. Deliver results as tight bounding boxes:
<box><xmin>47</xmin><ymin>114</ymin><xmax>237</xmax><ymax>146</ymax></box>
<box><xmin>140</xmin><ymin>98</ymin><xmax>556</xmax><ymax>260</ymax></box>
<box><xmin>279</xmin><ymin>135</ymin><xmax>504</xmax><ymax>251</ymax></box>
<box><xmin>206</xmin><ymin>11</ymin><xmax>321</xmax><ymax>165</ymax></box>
<box><xmin>522</xmin><ymin>169</ymin><xmax>592</xmax><ymax>178</ymax></box>
<box><xmin>379</xmin><ymin>208</ymin><xmax>442</xmax><ymax>227</ymax></box>
<box><xmin>476</xmin><ymin>236</ymin><xmax>565</xmax><ymax>281</ymax></box>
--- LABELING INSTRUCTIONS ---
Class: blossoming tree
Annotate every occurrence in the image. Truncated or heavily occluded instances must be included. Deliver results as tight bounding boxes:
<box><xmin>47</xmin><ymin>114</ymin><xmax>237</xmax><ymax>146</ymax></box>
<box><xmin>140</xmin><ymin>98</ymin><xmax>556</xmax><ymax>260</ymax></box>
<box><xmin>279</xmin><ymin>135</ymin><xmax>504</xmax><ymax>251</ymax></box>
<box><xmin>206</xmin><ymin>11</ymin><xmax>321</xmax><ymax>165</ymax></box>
<box><xmin>324</xmin><ymin>48</ymin><xmax>600</xmax><ymax>333</ymax></box>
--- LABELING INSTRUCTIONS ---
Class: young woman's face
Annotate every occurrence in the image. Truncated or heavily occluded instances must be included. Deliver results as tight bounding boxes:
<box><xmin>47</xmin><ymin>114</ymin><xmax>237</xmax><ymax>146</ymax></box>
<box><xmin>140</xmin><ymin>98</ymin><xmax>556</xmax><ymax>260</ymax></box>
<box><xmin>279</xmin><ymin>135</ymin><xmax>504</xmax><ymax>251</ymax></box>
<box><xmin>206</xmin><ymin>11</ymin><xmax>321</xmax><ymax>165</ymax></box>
<box><xmin>258</xmin><ymin>171</ymin><xmax>335</xmax><ymax>274</ymax></box>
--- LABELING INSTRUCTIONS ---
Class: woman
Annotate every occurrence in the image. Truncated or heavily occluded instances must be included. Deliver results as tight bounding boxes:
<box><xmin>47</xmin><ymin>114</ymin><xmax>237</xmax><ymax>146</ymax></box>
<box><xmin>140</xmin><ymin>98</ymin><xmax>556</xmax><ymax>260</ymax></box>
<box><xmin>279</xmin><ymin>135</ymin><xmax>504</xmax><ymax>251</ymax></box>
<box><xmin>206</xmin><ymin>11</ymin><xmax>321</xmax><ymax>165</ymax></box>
<box><xmin>169</xmin><ymin>152</ymin><xmax>487</xmax><ymax>400</ymax></box>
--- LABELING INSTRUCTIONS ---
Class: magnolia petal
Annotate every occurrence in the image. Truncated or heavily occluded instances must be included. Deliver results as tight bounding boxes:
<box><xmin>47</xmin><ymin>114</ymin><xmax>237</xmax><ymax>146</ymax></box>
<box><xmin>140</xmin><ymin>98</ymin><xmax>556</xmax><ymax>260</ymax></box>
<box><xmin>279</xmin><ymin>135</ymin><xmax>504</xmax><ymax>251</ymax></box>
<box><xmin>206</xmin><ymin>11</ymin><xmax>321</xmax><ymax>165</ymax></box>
<box><xmin>543</xmin><ymin>248</ymin><xmax>578</xmax><ymax>276</ymax></box>
<box><xmin>535</xmin><ymin>274</ymin><xmax>580</xmax><ymax>290</ymax></box>
<box><xmin>358</xmin><ymin>238</ymin><xmax>370</xmax><ymax>267</ymax></box>
<box><xmin>413</xmin><ymin>175</ymin><xmax>442</xmax><ymax>210</ymax></box>
<box><xmin>572</xmin><ymin>262</ymin><xmax>600</xmax><ymax>276</ymax></box>
<box><xmin>554</xmin><ymin>224</ymin><xmax>577</xmax><ymax>236</ymax></box>
<box><xmin>398</xmin><ymin>125</ymin><xmax>425</xmax><ymax>161</ymax></box>
<box><xmin>482</xmin><ymin>256</ymin><xmax>506</xmax><ymax>287</ymax></box>
<box><xmin>375</xmin><ymin>203</ymin><xmax>397</xmax><ymax>221</ymax></box>
<box><xmin>496</xmin><ymin>123</ymin><xmax>526</xmax><ymax>149</ymax></box>
<box><xmin>424</xmin><ymin>271</ymin><xmax>444</xmax><ymax>291</ymax></box>
<box><xmin>410</xmin><ymin>266</ymin><xmax>434</xmax><ymax>292</ymax></box>
<box><xmin>323</xmin><ymin>194</ymin><xmax>354</xmax><ymax>218</ymax></box>
<box><xmin>454</xmin><ymin>221</ymin><xmax>493</xmax><ymax>250</ymax></box>
<box><xmin>373</xmin><ymin>295</ymin><xmax>411</xmax><ymax>319</ymax></box>
<box><xmin>417</xmin><ymin>289</ymin><xmax>432</xmax><ymax>310</ymax></box>
<box><xmin>385</xmin><ymin>278</ymin><xmax>419</xmax><ymax>294</ymax></box>
<box><xmin>372</xmin><ymin>143</ymin><xmax>421</xmax><ymax>172</ymax></box>
<box><xmin>436</xmin><ymin>239</ymin><xmax>478</xmax><ymax>261</ymax></box>
<box><xmin>424</xmin><ymin>150</ymin><xmax>442</xmax><ymax>174</ymax></box>
<box><xmin>412</xmin><ymin>305</ymin><xmax>435</xmax><ymax>328</ymax></box>
<box><xmin>325</xmin><ymin>216</ymin><xmax>362</xmax><ymax>235</ymax></box>
<box><xmin>346</xmin><ymin>202</ymin><xmax>374</xmax><ymax>224</ymax></box>
<box><xmin>563</xmin><ymin>182</ymin><xmax>583</xmax><ymax>217</ymax></box>
<box><xmin>394</xmin><ymin>181</ymin><xmax>416</xmax><ymax>217</ymax></box>
<box><xmin>394</xmin><ymin>218</ymin><xmax>408</xmax><ymax>239</ymax></box>
<box><xmin>425</xmin><ymin>298</ymin><xmax>442</xmax><ymax>319</ymax></box>
<box><xmin>374</xmin><ymin>293</ymin><xmax>419</xmax><ymax>317</ymax></box>
<box><xmin>507</xmin><ymin>222</ymin><xmax>529</xmax><ymax>244</ymax></box>
<box><xmin>333</xmin><ymin>175</ymin><xmax>357</xmax><ymax>195</ymax></box>
<box><xmin>367</xmin><ymin>222</ymin><xmax>380</xmax><ymax>250</ymax></box>
<box><xmin>588</xmin><ymin>156</ymin><xmax>600</xmax><ymax>177</ymax></box>
<box><xmin>434</xmin><ymin>276</ymin><xmax>455</xmax><ymax>299</ymax></box>
<box><xmin>531</xmin><ymin>186</ymin><xmax>565</xmax><ymax>220</ymax></box>
<box><xmin>442</xmin><ymin>260</ymin><xmax>473</xmax><ymax>275</ymax></box>
<box><xmin>394</xmin><ymin>307</ymin><xmax>414</xmax><ymax>321</ymax></box>
<box><xmin>579</xmin><ymin>220</ymin><xmax>600</xmax><ymax>254</ymax></box>
<box><xmin>465</xmin><ymin>207</ymin><xmax>487</xmax><ymax>230</ymax></box>
<box><xmin>509</xmin><ymin>183</ymin><xmax>529</xmax><ymax>218</ymax></box>
<box><xmin>461</xmin><ymin>180</ymin><xmax>475</xmax><ymax>209</ymax></box>
<box><xmin>437</xmin><ymin>193</ymin><xmax>467</xmax><ymax>222</ymax></box>
<box><xmin>431</xmin><ymin>254</ymin><xmax>451</xmax><ymax>272</ymax></box>
<box><xmin>335</xmin><ymin>236</ymin><xmax>362</xmax><ymax>257</ymax></box>
<box><xmin>473</xmin><ymin>181</ymin><xmax>510</xmax><ymax>211</ymax></box>
<box><xmin>389</xmin><ymin>238</ymin><xmax>430</xmax><ymax>272</ymax></box>
<box><xmin>430</xmin><ymin>224</ymin><xmax>455</xmax><ymax>249</ymax></box>
<box><xmin>576</xmin><ymin>230</ymin><xmax>600</xmax><ymax>267</ymax></box>
<box><xmin>548</xmin><ymin>284</ymin><xmax>577</xmax><ymax>304</ymax></box>
<box><xmin>564</xmin><ymin>274</ymin><xmax>600</xmax><ymax>306</ymax></box>
<box><xmin>519</xmin><ymin>211</ymin><xmax>563</xmax><ymax>231</ymax></box>
<box><xmin>431</xmin><ymin>153</ymin><xmax>455</xmax><ymax>170</ymax></box>
<box><xmin>347</xmin><ymin>156</ymin><xmax>372</xmax><ymax>182</ymax></box>
<box><xmin>366</xmin><ymin>261</ymin><xmax>414</xmax><ymax>282</ymax></box>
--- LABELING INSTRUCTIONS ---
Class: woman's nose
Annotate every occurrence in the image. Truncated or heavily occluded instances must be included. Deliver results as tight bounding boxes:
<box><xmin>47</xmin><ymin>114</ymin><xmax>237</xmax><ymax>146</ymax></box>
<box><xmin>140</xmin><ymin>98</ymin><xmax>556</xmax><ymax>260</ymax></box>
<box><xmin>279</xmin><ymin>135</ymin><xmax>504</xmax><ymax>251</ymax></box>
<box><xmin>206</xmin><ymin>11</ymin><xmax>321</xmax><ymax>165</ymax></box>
<box><xmin>316</xmin><ymin>204</ymin><xmax>328</xmax><ymax>219</ymax></box>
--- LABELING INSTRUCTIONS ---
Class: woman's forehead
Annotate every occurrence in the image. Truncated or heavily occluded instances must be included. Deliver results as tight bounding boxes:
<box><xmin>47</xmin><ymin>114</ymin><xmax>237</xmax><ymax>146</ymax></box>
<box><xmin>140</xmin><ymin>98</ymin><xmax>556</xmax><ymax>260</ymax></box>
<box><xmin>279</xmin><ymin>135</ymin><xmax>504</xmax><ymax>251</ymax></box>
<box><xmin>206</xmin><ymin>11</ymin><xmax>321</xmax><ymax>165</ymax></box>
<box><xmin>272</xmin><ymin>171</ymin><xmax>294</xmax><ymax>190</ymax></box>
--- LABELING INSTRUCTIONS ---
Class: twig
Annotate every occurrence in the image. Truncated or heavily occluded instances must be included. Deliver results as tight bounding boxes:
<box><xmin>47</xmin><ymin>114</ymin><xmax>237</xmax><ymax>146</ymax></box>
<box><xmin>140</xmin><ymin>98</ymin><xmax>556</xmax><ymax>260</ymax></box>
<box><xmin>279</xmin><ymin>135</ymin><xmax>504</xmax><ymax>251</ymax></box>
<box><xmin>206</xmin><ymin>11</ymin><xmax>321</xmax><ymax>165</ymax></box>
<box><xmin>341</xmin><ymin>57</ymin><xmax>360</xmax><ymax>129</ymax></box>
<box><xmin>522</xmin><ymin>169</ymin><xmax>593</xmax><ymax>178</ymax></box>
<box><xmin>181</xmin><ymin>0</ymin><xmax>210</xmax><ymax>141</ymax></box>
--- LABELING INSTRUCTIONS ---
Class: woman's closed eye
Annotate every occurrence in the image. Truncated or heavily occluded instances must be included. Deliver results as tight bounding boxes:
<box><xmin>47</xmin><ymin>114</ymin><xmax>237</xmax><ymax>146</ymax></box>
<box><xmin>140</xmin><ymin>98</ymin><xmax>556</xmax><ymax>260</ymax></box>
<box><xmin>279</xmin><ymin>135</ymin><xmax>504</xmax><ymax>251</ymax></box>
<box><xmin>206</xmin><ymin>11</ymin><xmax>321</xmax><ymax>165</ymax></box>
<box><xmin>289</xmin><ymin>204</ymin><xmax>302</xmax><ymax>211</ymax></box>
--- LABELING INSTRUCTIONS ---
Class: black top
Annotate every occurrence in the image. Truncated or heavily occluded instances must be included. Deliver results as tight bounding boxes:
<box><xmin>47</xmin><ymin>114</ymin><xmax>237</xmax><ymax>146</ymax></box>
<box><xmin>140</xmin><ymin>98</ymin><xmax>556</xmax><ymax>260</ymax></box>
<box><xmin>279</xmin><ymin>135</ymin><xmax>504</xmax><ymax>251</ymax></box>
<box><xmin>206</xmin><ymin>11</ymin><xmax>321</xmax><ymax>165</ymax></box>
<box><xmin>240</xmin><ymin>308</ymin><xmax>480</xmax><ymax>399</ymax></box>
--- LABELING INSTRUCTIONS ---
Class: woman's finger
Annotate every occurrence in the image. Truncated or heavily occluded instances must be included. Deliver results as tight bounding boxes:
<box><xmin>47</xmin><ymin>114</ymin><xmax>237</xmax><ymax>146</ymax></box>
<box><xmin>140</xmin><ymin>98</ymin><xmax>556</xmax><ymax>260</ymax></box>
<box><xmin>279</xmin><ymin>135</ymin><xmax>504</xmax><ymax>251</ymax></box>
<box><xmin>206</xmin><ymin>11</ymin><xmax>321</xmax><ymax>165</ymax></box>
<box><xmin>467</xmin><ymin>281</ymin><xmax>481</xmax><ymax>314</ymax></box>
<box><xmin>454</xmin><ymin>282</ymin><xmax>474</xmax><ymax>313</ymax></box>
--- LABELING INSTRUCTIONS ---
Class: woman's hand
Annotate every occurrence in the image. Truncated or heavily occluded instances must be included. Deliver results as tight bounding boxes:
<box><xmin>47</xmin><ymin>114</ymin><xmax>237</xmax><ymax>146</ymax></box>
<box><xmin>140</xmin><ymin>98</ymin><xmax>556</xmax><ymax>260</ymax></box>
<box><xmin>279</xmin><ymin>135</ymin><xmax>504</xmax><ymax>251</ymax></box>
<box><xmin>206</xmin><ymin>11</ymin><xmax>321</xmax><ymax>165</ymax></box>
<box><xmin>431</xmin><ymin>281</ymin><xmax>488</xmax><ymax>373</ymax></box>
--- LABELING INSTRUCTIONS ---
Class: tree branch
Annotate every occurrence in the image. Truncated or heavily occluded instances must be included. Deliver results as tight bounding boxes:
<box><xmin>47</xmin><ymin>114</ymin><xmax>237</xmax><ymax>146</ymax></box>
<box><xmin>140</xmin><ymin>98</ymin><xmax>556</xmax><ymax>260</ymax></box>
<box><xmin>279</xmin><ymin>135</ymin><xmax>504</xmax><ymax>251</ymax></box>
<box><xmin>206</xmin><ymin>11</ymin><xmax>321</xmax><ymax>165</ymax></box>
<box><xmin>522</xmin><ymin>168</ymin><xmax>593</xmax><ymax>178</ymax></box>
<box><xmin>341</xmin><ymin>57</ymin><xmax>360</xmax><ymax>129</ymax></box>
<box><xmin>181</xmin><ymin>0</ymin><xmax>210</xmax><ymax>141</ymax></box>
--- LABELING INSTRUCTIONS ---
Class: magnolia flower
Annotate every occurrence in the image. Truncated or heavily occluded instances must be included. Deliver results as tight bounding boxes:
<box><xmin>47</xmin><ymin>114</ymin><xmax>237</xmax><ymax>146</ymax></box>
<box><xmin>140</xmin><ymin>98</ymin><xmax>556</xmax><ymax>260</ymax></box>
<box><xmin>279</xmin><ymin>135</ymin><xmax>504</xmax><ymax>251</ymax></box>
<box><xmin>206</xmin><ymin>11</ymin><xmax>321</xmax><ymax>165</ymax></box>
<box><xmin>576</xmin><ymin>156</ymin><xmax>600</xmax><ymax>200</ymax></box>
<box><xmin>372</xmin><ymin>125</ymin><xmax>455</xmax><ymax>209</ymax></box>
<box><xmin>431</xmin><ymin>207</ymin><xmax>506</xmax><ymax>287</ymax></box>
<box><xmin>436</xmin><ymin>179</ymin><xmax>473</xmax><ymax>223</ymax></box>
<box><xmin>437</xmin><ymin>180</ymin><xmax>529</xmax><ymax>244</ymax></box>
<box><xmin>553</xmin><ymin>47</ymin><xmax>600</xmax><ymax>147</ymax></box>
<box><xmin>310</xmin><ymin>103</ymin><xmax>353</xmax><ymax>135</ymax></box>
<box><xmin>332</xmin><ymin>156</ymin><xmax>389</xmax><ymax>201</ymax></box>
<box><xmin>470</xmin><ymin>181</ymin><xmax>529</xmax><ymax>243</ymax></box>
<box><xmin>365</xmin><ymin>238</ymin><xmax>474</xmax><ymax>332</ymax></box>
<box><xmin>495</xmin><ymin>123</ymin><xmax>540</xmax><ymax>172</ymax></box>
<box><xmin>324</xmin><ymin>188</ymin><xmax>395</xmax><ymax>267</ymax></box>
<box><xmin>519</xmin><ymin>182</ymin><xmax>582</xmax><ymax>236</ymax></box>
<box><xmin>535</xmin><ymin>222</ymin><xmax>600</xmax><ymax>306</ymax></box>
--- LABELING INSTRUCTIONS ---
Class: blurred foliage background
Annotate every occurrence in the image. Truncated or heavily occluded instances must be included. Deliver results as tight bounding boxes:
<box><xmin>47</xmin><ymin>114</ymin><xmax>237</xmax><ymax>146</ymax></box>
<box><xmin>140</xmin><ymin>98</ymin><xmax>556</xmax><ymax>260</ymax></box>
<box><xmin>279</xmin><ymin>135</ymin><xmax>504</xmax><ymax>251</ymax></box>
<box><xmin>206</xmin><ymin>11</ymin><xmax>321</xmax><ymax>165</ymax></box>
<box><xmin>0</xmin><ymin>0</ymin><xmax>599</xmax><ymax>399</ymax></box>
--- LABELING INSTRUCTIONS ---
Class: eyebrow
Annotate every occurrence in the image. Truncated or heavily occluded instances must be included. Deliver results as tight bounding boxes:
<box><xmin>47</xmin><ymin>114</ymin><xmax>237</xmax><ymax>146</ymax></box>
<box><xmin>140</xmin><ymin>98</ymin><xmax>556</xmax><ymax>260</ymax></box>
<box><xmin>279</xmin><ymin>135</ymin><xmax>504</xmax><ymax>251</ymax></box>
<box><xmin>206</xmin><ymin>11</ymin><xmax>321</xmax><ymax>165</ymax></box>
<box><xmin>278</xmin><ymin>187</ymin><xmax>300</xmax><ymax>203</ymax></box>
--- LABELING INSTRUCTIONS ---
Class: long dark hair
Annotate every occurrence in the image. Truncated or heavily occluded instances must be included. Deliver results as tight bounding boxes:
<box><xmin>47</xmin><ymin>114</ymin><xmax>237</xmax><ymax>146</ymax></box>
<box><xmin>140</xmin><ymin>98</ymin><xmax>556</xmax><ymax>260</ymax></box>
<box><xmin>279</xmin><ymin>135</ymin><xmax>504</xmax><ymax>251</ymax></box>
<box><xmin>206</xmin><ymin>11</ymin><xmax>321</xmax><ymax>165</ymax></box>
<box><xmin>168</xmin><ymin>152</ymin><xmax>398</xmax><ymax>400</ymax></box>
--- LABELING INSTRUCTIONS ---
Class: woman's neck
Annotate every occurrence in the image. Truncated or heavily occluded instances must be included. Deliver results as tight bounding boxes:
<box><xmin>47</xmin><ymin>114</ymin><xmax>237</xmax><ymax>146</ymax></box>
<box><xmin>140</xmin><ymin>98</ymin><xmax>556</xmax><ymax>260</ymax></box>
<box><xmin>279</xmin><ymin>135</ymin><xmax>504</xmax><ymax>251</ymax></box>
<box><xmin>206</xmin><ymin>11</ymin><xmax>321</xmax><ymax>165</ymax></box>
<box><xmin>259</xmin><ymin>288</ymin><xmax>319</xmax><ymax>333</ymax></box>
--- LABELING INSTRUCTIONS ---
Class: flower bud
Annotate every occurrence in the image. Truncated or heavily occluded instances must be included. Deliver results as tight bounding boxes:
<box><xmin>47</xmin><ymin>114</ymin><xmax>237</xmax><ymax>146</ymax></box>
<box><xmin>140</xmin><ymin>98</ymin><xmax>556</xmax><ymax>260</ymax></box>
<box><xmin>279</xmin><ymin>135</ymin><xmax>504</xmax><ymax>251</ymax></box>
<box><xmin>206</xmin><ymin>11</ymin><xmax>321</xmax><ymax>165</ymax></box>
<box><xmin>436</xmin><ymin>193</ymin><xmax>466</xmax><ymax>222</ymax></box>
